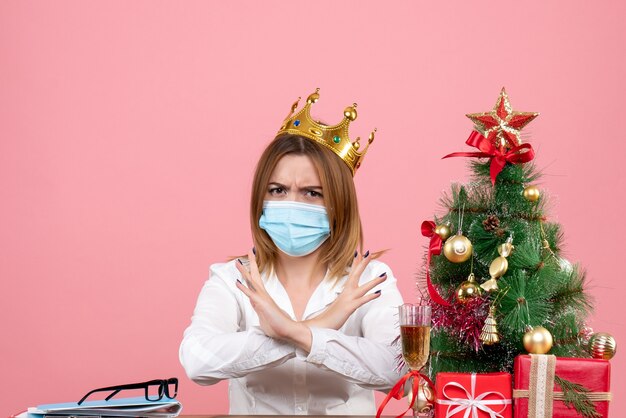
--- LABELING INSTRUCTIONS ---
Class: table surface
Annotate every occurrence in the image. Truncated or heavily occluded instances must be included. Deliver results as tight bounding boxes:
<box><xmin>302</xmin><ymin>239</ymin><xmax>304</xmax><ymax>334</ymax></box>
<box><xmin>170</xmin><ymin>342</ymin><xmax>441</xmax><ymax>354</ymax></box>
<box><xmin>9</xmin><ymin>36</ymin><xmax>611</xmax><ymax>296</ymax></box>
<box><xmin>179</xmin><ymin>416</ymin><xmax>390</xmax><ymax>418</ymax></box>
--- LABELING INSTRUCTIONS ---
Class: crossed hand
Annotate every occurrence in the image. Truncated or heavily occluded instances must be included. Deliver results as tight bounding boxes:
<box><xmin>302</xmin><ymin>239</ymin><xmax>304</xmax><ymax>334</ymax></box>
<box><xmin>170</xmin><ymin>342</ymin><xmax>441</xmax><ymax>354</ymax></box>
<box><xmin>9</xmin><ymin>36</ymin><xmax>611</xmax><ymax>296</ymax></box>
<box><xmin>235</xmin><ymin>249</ymin><xmax>387</xmax><ymax>352</ymax></box>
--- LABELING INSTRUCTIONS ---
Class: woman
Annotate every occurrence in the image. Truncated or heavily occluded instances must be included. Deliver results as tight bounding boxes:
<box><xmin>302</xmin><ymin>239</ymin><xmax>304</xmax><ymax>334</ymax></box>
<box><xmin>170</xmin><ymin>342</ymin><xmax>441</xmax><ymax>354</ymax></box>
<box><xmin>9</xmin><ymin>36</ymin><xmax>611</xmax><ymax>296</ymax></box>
<box><xmin>179</xmin><ymin>90</ymin><xmax>404</xmax><ymax>415</ymax></box>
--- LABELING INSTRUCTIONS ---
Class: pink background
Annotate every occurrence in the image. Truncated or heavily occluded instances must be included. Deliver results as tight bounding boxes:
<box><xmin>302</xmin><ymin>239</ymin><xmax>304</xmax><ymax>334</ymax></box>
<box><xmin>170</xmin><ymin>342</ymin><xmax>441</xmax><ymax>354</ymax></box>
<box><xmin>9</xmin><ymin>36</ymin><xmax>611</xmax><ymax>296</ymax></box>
<box><xmin>1</xmin><ymin>1</ymin><xmax>624</xmax><ymax>416</ymax></box>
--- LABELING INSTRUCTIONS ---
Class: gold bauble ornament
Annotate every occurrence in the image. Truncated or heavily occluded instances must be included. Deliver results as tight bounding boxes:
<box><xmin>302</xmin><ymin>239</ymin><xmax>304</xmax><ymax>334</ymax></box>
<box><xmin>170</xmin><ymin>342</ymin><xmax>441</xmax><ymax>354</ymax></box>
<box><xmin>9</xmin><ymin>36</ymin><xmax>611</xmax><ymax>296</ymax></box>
<box><xmin>443</xmin><ymin>232</ymin><xmax>473</xmax><ymax>263</ymax></box>
<box><xmin>523</xmin><ymin>185</ymin><xmax>541</xmax><ymax>202</ymax></box>
<box><xmin>435</xmin><ymin>223</ymin><xmax>452</xmax><ymax>241</ymax></box>
<box><xmin>456</xmin><ymin>273</ymin><xmax>481</xmax><ymax>303</ymax></box>
<box><xmin>589</xmin><ymin>332</ymin><xmax>617</xmax><ymax>360</ymax></box>
<box><xmin>409</xmin><ymin>382</ymin><xmax>434</xmax><ymax>414</ymax></box>
<box><xmin>523</xmin><ymin>326</ymin><xmax>553</xmax><ymax>354</ymax></box>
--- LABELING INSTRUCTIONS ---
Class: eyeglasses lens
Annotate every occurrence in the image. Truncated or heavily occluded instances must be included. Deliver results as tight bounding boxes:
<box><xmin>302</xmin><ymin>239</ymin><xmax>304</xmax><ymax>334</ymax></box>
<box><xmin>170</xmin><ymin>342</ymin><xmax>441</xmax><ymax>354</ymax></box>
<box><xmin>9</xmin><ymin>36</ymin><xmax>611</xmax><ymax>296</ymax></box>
<box><xmin>166</xmin><ymin>378</ymin><xmax>178</xmax><ymax>398</ymax></box>
<box><xmin>146</xmin><ymin>381</ymin><xmax>165</xmax><ymax>401</ymax></box>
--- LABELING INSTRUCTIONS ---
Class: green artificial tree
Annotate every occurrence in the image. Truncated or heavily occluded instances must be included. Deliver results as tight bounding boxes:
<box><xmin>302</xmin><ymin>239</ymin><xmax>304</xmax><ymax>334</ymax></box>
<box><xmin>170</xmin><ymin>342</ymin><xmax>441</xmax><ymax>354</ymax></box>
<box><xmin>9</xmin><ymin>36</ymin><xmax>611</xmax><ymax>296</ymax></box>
<box><xmin>375</xmin><ymin>89</ymin><xmax>612</xmax><ymax>418</ymax></box>
<box><xmin>420</xmin><ymin>88</ymin><xmax>595</xmax><ymax>379</ymax></box>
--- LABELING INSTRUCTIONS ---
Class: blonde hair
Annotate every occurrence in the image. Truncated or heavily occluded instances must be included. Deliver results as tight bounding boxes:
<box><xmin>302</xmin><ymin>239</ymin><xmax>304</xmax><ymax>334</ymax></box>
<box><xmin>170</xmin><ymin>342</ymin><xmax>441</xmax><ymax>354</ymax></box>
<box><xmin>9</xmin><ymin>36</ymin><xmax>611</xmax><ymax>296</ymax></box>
<box><xmin>250</xmin><ymin>134</ymin><xmax>363</xmax><ymax>281</ymax></box>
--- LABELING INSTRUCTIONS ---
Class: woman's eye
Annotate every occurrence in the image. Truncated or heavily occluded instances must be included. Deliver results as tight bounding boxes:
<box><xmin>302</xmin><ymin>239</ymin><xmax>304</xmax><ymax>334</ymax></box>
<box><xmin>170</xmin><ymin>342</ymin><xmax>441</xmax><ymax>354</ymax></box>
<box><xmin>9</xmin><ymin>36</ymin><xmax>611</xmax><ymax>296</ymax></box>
<box><xmin>268</xmin><ymin>187</ymin><xmax>285</xmax><ymax>196</ymax></box>
<box><xmin>306</xmin><ymin>190</ymin><xmax>323</xmax><ymax>198</ymax></box>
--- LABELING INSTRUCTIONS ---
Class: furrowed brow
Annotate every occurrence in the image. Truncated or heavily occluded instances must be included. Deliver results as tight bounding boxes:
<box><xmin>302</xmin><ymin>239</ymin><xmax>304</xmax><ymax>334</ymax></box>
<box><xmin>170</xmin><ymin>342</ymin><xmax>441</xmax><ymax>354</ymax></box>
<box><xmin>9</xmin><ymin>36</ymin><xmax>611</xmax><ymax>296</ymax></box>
<box><xmin>268</xmin><ymin>182</ymin><xmax>289</xmax><ymax>189</ymax></box>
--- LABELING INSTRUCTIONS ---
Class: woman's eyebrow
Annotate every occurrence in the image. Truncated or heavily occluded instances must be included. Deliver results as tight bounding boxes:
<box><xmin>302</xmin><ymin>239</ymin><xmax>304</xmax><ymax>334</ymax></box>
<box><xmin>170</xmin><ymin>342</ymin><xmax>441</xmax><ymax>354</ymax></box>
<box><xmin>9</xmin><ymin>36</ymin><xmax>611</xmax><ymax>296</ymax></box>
<box><xmin>268</xmin><ymin>182</ymin><xmax>322</xmax><ymax>190</ymax></box>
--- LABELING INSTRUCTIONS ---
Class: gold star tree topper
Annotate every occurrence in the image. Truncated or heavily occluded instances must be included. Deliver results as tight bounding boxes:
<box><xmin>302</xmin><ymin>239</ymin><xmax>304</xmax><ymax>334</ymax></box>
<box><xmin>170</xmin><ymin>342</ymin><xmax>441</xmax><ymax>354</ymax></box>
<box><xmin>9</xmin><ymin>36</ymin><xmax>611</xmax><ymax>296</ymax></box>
<box><xmin>466</xmin><ymin>88</ymin><xmax>539</xmax><ymax>150</ymax></box>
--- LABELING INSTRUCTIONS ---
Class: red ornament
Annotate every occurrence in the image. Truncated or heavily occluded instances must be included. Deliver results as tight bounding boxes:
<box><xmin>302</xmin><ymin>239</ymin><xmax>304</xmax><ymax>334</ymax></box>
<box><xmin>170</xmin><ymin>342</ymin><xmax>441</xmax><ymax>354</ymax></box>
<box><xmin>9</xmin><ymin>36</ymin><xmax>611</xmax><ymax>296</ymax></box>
<box><xmin>466</xmin><ymin>87</ymin><xmax>539</xmax><ymax>149</ymax></box>
<box><xmin>443</xmin><ymin>88</ymin><xmax>539</xmax><ymax>185</ymax></box>
<box><xmin>443</xmin><ymin>130</ymin><xmax>535</xmax><ymax>185</ymax></box>
<box><xmin>421</xmin><ymin>220</ymin><xmax>452</xmax><ymax>307</ymax></box>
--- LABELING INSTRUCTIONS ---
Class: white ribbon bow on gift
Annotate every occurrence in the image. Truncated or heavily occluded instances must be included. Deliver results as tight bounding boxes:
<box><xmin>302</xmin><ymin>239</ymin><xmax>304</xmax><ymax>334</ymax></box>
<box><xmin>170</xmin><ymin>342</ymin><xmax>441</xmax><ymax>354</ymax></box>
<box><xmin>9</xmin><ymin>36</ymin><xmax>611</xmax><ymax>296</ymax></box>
<box><xmin>436</xmin><ymin>373</ymin><xmax>512</xmax><ymax>418</ymax></box>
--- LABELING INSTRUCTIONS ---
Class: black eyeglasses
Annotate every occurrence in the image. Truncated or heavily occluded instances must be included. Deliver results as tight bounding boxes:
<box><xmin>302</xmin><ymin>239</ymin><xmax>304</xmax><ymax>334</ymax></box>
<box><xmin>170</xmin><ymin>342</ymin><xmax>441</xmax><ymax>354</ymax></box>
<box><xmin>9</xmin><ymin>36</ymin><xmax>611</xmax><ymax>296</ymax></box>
<box><xmin>77</xmin><ymin>377</ymin><xmax>178</xmax><ymax>405</ymax></box>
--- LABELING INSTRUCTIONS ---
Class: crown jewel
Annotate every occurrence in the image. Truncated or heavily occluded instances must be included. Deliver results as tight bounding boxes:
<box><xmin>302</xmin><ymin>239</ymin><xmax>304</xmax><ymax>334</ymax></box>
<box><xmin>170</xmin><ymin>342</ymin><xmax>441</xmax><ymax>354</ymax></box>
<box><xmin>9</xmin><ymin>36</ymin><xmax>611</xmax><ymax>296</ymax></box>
<box><xmin>277</xmin><ymin>88</ymin><xmax>376</xmax><ymax>175</ymax></box>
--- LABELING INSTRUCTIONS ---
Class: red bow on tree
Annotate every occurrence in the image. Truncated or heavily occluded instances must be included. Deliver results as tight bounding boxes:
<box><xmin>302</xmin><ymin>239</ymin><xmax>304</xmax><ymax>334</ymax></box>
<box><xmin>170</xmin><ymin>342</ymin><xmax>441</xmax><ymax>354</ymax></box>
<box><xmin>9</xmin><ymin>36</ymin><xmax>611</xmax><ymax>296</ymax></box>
<box><xmin>443</xmin><ymin>130</ymin><xmax>535</xmax><ymax>185</ymax></box>
<box><xmin>421</xmin><ymin>220</ymin><xmax>451</xmax><ymax>307</ymax></box>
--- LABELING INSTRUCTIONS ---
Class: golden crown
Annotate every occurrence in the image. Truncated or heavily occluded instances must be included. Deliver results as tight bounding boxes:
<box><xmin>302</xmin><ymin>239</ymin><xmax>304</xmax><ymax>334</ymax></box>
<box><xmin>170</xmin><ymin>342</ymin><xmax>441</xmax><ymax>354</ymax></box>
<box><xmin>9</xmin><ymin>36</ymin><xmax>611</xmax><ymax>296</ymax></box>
<box><xmin>277</xmin><ymin>88</ymin><xmax>376</xmax><ymax>175</ymax></box>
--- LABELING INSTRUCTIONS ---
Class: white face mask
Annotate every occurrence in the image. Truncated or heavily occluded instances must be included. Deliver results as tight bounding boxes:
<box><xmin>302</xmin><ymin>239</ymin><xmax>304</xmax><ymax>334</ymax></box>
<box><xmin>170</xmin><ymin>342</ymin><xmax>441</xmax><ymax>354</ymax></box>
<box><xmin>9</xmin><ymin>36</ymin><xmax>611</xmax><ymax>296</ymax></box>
<box><xmin>258</xmin><ymin>200</ymin><xmax>331</xmax><ymax>257</ymax></box>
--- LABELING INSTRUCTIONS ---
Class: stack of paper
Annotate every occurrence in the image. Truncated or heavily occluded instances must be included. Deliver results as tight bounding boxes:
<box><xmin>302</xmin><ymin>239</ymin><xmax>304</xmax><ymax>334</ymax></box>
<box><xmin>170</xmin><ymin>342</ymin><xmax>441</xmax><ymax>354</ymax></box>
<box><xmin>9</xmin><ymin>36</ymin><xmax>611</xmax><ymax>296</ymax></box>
<box><xmin>19</xmin><ymin>397</ymin><xmax>182</xmax><ymax>418</ymax></box>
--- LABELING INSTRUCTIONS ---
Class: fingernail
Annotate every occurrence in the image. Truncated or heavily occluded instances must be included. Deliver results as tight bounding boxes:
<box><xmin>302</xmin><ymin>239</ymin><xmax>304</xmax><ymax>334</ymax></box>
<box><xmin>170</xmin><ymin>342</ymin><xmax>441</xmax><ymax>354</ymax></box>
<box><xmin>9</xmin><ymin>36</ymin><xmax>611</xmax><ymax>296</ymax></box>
<box><xmin>364</xmin><ymin>250</ymin><xmax>370</xmax><ymax>258</ymax></box>
<box><xmin>354</xmin><ymin>250</ymin><xmax>358</xmax><ymax>258</ymax></box>
<box><xmin>238</xmin><ymin>258</ymin><xmax>243</xmax><ymax>265</ymax></box>
<box><xmin>252</xmin><ymin>247</ymin><xmax>256</xmax><ymax>255</ymax></box>
<box><xmin>375</xmin><ymin>290</ymin><xmax>382</xmax><ymax>295</ymax></box>
<box><xmin>379</xmin><ymin>272</ymin><xmax>387</xmax><ymax>277</ymax></box>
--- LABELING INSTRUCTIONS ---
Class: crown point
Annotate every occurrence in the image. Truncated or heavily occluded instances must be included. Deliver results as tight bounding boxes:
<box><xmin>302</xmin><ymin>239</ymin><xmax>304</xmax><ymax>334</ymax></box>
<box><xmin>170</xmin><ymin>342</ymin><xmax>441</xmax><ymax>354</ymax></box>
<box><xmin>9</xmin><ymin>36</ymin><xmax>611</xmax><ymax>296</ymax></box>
<box><xmin>307</xmin><ymin>91</ymin><xmax>320</xmax><ymax>104</ymax></box>
<box><xmin>344</xmin><ymin>106</ymin><xmax>358</xmax><ymax>121</ymax></box>
<box><xmin>289</xmin><ymin>97</ymin><xmax>301</xmax><ymax>114</ymax></box>
<box><xmin>369</xmin><ymin>128</ymin><xmax>377</xmax><ymax>143</ymax></box>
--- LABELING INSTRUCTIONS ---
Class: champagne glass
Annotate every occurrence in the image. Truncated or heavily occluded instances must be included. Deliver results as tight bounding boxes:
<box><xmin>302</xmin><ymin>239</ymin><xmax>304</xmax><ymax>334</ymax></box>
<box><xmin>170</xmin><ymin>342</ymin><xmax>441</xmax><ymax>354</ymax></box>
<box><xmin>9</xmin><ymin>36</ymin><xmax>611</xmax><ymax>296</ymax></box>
<box><xmin>399</xmin><ymin>303</ymin><xmax>432</xmax><ymax>418</ymax></box>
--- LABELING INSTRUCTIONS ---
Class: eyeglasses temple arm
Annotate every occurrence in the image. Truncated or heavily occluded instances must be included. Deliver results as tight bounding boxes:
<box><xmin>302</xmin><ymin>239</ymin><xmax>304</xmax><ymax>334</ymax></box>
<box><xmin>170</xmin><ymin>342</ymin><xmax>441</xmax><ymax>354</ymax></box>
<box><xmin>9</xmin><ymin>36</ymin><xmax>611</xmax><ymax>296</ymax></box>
<box><xmin>78</xmin><ymin>382</ymin><xmax>146</xmax><ymax>405</ymax></box>
<box><xmin>78</xmin><ymin>388</ymin><xmax>104</xmax><ymax>405</ymax></box>
<box><xmin>105</xmin><ymin>389</ymin><xmax>121</xmax><ymax>401</ymax></box>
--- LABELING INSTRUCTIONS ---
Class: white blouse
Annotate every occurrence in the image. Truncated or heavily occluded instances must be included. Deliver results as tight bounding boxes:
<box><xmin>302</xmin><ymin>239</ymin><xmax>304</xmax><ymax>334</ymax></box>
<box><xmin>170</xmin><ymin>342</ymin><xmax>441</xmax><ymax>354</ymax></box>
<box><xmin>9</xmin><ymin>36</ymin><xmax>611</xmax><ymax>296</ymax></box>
<box><xmin>179</xmin><ymin>258</ymin><xmax>404</xmax><ymax>415</ymax></box>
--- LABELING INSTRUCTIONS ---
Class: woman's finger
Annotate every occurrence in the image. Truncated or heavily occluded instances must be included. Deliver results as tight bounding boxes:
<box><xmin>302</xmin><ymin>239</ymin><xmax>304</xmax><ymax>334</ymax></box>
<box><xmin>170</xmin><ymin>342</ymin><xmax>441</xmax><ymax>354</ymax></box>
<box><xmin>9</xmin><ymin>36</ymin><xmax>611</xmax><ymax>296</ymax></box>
<box><xmin>347</xmin><ymin>250</ymin><xmax>373</xmax><ymax>287</ymax></box>
<box><xmin>355</xmin><ymin>273</ymin><xmax>387</xmax><ymax>296</ymax></box>
<box><xmin>235</xmin><ymin>259</ymin><xmax>256</xmax><ymax>291</ymax></box>
<box><xmin>246</xmin><ymin>248</ymin><xmax>264</xmax><ymax>291</ymax></box>
<box><xmin>236</xmin><ymin>279</ymin><xmax>255</xmax><ymax>299</ymax></box>
<box><xmin>248</xmin><ymin>248</ymin><xmax>260</xmax><ymax>276</ymax></box>
<box><xmin>356</xmin><ymin>290</ymin><xmax>382</xmax><ymax>308</ymax></box>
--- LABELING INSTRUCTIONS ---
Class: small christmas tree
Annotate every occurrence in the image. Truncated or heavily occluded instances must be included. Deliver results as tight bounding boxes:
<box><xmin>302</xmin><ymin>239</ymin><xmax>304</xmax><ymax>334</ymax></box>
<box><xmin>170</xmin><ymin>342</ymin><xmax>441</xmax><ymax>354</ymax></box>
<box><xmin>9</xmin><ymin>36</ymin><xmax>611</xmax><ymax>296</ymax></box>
<box><xmin>420</xmin><ymin>88</ymin><xmax>594</xmax><ymax>377</ymax></box>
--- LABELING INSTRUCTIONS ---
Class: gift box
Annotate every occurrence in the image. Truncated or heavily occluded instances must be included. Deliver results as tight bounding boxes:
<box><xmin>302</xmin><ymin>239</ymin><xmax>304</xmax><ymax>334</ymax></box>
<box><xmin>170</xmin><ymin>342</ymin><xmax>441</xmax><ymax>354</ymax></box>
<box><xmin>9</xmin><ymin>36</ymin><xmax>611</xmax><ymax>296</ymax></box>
<box><xmin>513</xmin><ymin>354</ymin><xmax>611</xmax><ymax>418</ymax></box>
<box><xmin>435</xmin><ymin>372</ymin><xmax>512</xmax><ymax>418</ymax></box>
